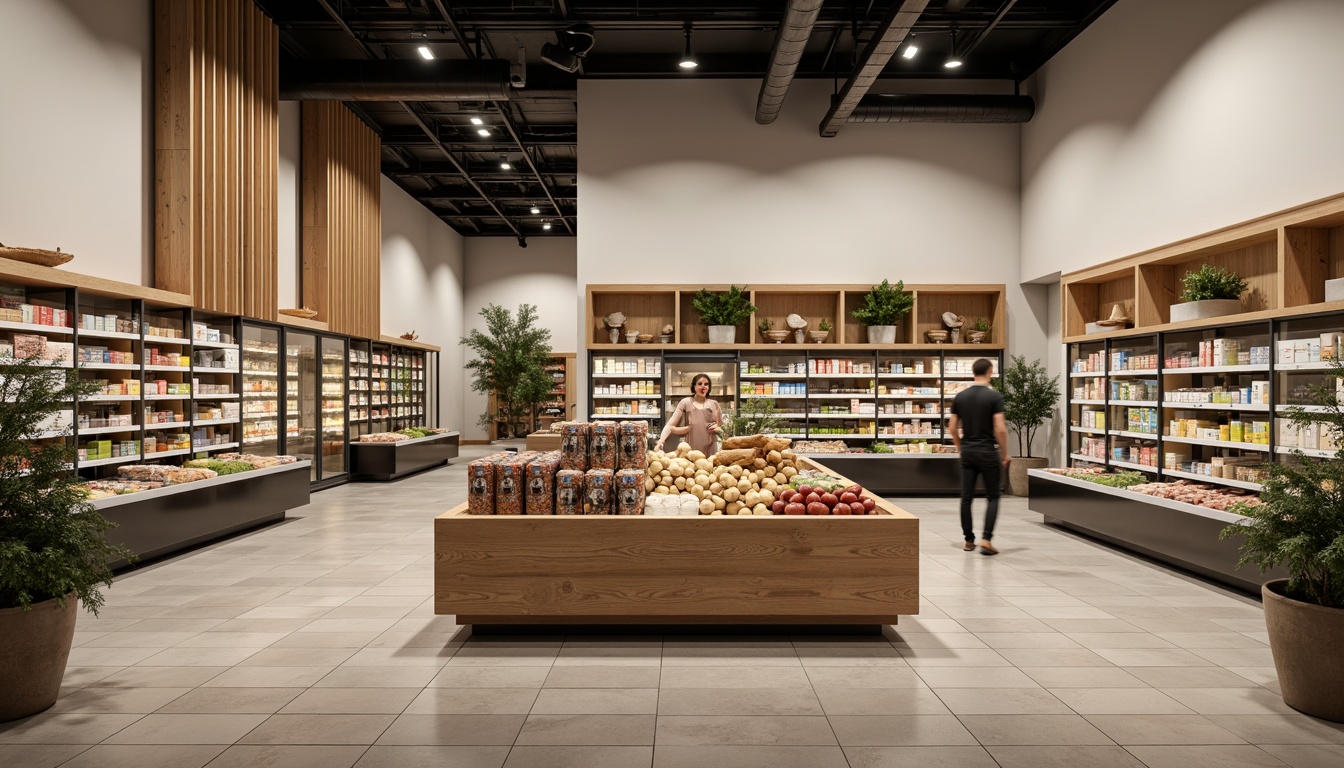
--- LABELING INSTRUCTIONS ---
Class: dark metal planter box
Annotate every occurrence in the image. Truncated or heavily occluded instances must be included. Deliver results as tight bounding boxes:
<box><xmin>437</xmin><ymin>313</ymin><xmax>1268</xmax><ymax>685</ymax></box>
<box><xmin>350</xmin><ymin>431</ymin><xmax>460</xmax><ymax>481</ymax></box>
<box><xmin>95</xmin><ymin>462</ymin><xmax>312</xmax><ymax>569</ymax></box>
<box><xmin>1028</xmin><ymin>469</ymin><xmax>1284</xmax><ymax>594</ymax></box>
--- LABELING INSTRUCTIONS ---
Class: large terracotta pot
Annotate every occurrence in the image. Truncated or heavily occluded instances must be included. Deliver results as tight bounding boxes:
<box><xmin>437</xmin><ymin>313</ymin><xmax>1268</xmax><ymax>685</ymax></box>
<box><xmin>1262</xmin><ymin>579</ymin><xmax>1344</xmax><ymax>723</ymax></box>
<box><xmin>1007</xmin><ymin>457</ymin><xmax>1048</xmax><ymax>496</ymax></box>
<box><xmin>0</xmin><ymin>594</ymin><xmax>78</xmax><ymax>722</ymax></box>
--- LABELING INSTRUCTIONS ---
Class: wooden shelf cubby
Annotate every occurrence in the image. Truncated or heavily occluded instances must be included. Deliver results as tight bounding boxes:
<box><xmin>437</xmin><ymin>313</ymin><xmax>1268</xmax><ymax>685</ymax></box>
<box><xmin>1063</xmin><ymin>192</ymin><xmax>1344</xmax><ymax>342</ymax></box>
<box><xmin>587</xmin><ymin>284</ymin><xmax>1006</xmax><ymax>350</ymax></box>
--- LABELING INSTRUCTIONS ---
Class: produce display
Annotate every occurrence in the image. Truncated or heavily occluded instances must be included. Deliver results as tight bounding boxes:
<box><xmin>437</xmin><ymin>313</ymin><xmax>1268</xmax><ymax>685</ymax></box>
<box><xmin>358</xmin><ymin>427</ymin><xmax>451</xmax><ymax>443</ymax></box>
<box><xmin>1043</xmin><ymin>467</ymin><xmax>1261</xmax><ymax>511</ymax></box>
<box><xmin>81</xmin><ymin>479</ymin><xmax>165</xmax><ymax>499</ymax></box>
<box><xmin>182</xmin><ymin>459</ymin><xmax>255</xmax><ymax>475</ymax></box>
<box><xmin>79</xmin><ymin>453</ymin><xmax>301</xmax><ymax>500</ymax></box>
<box><xmin>118</xmin><ymin>465</ymin><xmax>218</xmax><ymax>484</ymax></box>
<box><xmin>215</xmin><ymin>453</ymin><xmax>299</xmax><ymax>469</ymax></box>
<box><xmin>644</xmin><ymin>436</ymin><xmax>798</xmax><ymax>516</ymax></box>
<box><xmin>1042</xmin><ymin>467</ymin><xmax>1149</xmax><ymax>488</ymax></box>
<box><xmin>793</xmin><ymin>439</ymin><xmax>955</xmax><ymax>455</ymax></box>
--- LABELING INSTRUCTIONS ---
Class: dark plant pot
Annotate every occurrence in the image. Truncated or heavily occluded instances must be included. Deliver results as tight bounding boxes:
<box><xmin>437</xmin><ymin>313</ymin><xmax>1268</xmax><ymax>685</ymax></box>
<box><xmin>1007</xmin><ymin>457</ymin><xmax>1047</xmax><ymax>495</ymax></box>
<box><xmin>0</xmin><ymin>594</ymin><xmax>78</xmax><ymax>722</ymax></box>
<box><xmin>1263</xmin><ymin>579</ymin><xmax>1344</xmax><ymax>723</ymax></box>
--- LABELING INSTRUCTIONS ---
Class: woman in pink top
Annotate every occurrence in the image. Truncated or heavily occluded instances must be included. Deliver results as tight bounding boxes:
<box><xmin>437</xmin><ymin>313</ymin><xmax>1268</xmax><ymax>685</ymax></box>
<box><xmin>656</xmin><ymin>373</ymin><xmax>724</xmax><ymax>456</ymax></box>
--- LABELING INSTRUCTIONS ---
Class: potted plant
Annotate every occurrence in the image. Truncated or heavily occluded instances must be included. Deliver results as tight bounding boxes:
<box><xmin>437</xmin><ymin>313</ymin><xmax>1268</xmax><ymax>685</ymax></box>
<box><xmin>851</xmin><ymin>279</ymin><xmax>914</xmax><ymax>344</ymax></box>
<box><xmin>758</xmin><ymin>318</ymin><xmax>787</xmax><ymax>344</ymax></box>
<box><xmin>968</xmin><ymin>317</ymin><xmax>991</xmax><ymax>343</ymax></box>
<box><xmin>1170</xmin><ymin>264</ymin><xmax>1247</xmax><ymax>323</ymax></box>
<box><xmin>692</xmin><ymin>285</ymin><xmax>756</xmax><ymax>344</ymax></box>
<box><xmin>1221</xmin><ymin>360</ymin><xmax>1344</xmax><ymax>722</ymax></box>
<box><xmin>461</xmin><ymin>303</ymin><xmax>555</xmax><ymax>439</ymax></box>
<box><xmin>998</xmin><ymin>354</ymin><xmax>1060</xmax><ymax>495</ymax></box>
<box><xmin>810</xmin><ymin>318</ymin><xmax>832</xmax><ymax>344</ymax></box>
<box><xmin>1</xmin><ymin>355</ymin><xmax>129</xmax><ymax>722</ymax></box>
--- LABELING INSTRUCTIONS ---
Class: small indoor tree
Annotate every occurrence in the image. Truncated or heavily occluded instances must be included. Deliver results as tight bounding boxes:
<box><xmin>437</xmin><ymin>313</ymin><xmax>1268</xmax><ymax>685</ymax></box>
<box><xmin>851</xmin><ymin>279</ymin><xmax>914</xmax><ymax>343</ymax></box>
<box><xmin>997</xmin><ymin>354</ymin><xmax>1061</xmax><ymax>495</ymax></box>
<box><xmin>460</xmin><ymin>303</ymin><xmax>555</xmax><ymax>439</ymax></box>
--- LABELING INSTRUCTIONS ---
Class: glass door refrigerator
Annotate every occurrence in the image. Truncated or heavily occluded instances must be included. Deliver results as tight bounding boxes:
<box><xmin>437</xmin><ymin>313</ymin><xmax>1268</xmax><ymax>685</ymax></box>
<box><xmin>285</xmin><ymin>331</ymin><xmax>318</xmax><ymax>482</ymax></box>
<box><xmin>319</xmin><ymin>335</ymin><xmax>348</xmax><ymax>484</ymax></box>
<box><xmin>241</xmin><ymin>323</ymin><xmax>282</xmax><ymax>457</ymax></box>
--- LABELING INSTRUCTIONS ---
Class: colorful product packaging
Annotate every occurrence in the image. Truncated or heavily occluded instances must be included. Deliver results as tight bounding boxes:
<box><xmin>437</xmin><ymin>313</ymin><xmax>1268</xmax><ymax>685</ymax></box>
<box><xmin>559</xmin><ymin>422</ymin><xmax>589</xmax><ymax>471</ymax></box>
<box><xmin>588</xmin><ymin>421</ymin><xmax>618</xmax><ymax>470</ymax></box>
<box><xmin>555</xmin><ymin>469</ymin><xmax>585</xmax><ymax>515</ymax></box>
<box><xmin>614</xmin><ymin>468</ymin><xmax>646</xmax><ymax>516</ymax></box>
<box><xmin>525</xmin><ymin>452</ymin><xmax>561</xmax><ymax>515</ymax></box>
<box><xmin>617</xmin><ymin>421</ymin><xmax>648</xmax><ymax>470</ymax></box>
<box><xmin>584</xmin><ymin>468</ymin><xmax>614</xmax><ymax>515</ymax></box>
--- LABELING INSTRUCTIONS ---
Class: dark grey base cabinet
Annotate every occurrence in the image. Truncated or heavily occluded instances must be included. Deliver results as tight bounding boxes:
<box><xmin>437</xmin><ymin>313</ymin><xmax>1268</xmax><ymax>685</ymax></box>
<box><xmin>98</xmin><ymin>463</ymin><xmax>312</xmax><ymax>569</ymax></box>
<box><xmin>797</xmin><ymin>454</ymin><xmax>966</xmax><ymax>495</ymax></box>
<box><xmin>350</xmin><ymin>431</ymin><xmax>460</xmax><ymax>481</ymax></box>
<box><xmin>1028</xmin><ymin>470</ymin><xmax>1284</xmax><ymax>595</ymax></box>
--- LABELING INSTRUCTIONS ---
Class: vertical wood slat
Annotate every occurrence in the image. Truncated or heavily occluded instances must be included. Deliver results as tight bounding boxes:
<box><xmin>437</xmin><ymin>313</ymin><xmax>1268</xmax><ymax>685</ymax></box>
<box><xmin>301</xmin><ymin>101</ymin><xmax>380</xmax><ymax>338</ymax></box>
<box><xmin>155</xmin><ymin>0</ymin><xmax>277</xmax><ymax>317</ymax></box>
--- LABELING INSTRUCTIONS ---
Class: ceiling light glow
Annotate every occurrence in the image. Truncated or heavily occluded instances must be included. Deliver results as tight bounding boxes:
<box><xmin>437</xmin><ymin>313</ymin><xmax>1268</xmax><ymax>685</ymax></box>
<box><xmin>470</xmin><ymin>117</ymin><xmax>484</xmax><ymax>125</ymax></box>
<box><xmin>476</xmin><ymin>128</ymin><xmax>491</xmax><ymax>136</ymax></box>
<box><xmin>417</xmin><ymin>45</ymin><xmax>434</xmax><ymax>60</ymax></box>
<box><xmin>500</xmin><ymin>161</ymin><xmax>512</xmax><ymax>170</ymax></box>
<box><xmin>902</xmin><ymin>44</ymin><xmax>918</xmax><ymax>60</ymax></box>
<box><xmin>530</xmin><ymin>206</ymin><xmax>541</xmax><ymax>214</ymax></box>
<box><xmin>680</xmin><ymin>23</ymin><xmax>697</xmax><ymax>69</ymax></box>
<box><xmin>543</xmin><ymin>221</ymin><xmax>552</xmax><ymax>230</ymax></box>
<box><xmin>944</xmin><ymin>58</ymin><xmax>962</xmax><ymax>69</ymax></box>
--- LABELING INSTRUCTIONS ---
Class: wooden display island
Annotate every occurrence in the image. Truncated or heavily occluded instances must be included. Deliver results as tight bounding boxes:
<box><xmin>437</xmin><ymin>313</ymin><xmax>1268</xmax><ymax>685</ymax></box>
<box><xmin>434</xmin><ymin>459</ymin><xmax>918</xmax><ymax>626</ymax></box>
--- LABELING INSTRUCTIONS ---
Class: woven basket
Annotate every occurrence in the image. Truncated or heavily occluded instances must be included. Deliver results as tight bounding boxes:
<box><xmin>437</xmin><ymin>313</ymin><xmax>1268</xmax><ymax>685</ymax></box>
<box><xmin>0</xmin><ymin>245</ymin><xmax>73</xmax><ymax>267</ymax></box>
<box><xmin>278</xmin><ymin>308</ymin><xmax>319</xmax><ymax>319</ymax></box>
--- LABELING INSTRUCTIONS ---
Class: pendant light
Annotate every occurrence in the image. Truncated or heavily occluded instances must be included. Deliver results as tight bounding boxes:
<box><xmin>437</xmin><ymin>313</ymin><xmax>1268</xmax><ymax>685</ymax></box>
<box><xmin>944</xmin><ymin>29</ymin><xmax>962</xmax><ymax>69</ymax></box>
<box><xmin>679</xmin><ymin>22</ymin><xmax>698</xmax><ymax>69</ymax></box>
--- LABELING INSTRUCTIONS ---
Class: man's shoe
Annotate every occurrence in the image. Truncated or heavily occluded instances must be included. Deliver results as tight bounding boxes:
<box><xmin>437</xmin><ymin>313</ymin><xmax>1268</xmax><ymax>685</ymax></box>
<box><xmin>979</xmin><ymin>540</ymin><xmax>999</xmax><ymax>555</ymax></box>
<box><xmin>963</xmin><ymin>541</ymin><xmax>976</xmax><ymax>551</ymax></box>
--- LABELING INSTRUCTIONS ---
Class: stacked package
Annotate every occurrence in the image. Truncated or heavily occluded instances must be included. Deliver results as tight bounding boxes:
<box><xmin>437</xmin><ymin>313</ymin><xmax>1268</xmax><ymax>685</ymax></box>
<box><xmin>494</xmin><ymin>452</ymin><xmax>538</xmax><ymax>516</ymax></box>
<box><xmin>588</xmin><ymin>421</ymin><xmax>618</xmax><ymax>470</ymax></box>
<box><xmin>614</xmin><ymin>468</ymin><xmax>646</xmax><ymax>515</ymax></box>
<box><xmin>584</xmin><ymin>468</ymin><xmax>614</xmax><ymax>515</ymax></box>
<box><xmin>525</xmin><ymin>452</ymin><xmax>561</xmax><ymax>515</ymax></box>
<box><xmin>642</xmin><ymin>493</ymin><xmax>701</xmax><ymax>516</ymax></box>
<box><xmin>555</xmin><ymin>469</ymin><xmax>585</xmax><ymax>515</ymax></box>
<box><xmin>466</xmin><ymin>452</ymin><xmax>508</xmax><ymax>515</ymax></box>
<box><xmin>618</xmin><ymin>421</ymin><xmax>648</xmax><ymax>470</ymax></box>
<box><xmin>118</xmin><ymin>465</ymin><xmax>218</xmax><ymax>484</ymax></box>
<box><xmin>559</xmin><ymin>423</ymin><xmax>589</xmax><ymax>471</ymax></box>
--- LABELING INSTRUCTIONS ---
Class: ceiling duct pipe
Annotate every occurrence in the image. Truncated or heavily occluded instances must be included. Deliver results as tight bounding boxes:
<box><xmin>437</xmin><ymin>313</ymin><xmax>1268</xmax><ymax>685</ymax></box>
<box><xmin>755</xmin><ymin>0</ymin><xmax>825</xmax><ymax>124</ymax></box>
<box><xmin>280</xmin><ymin>59</ymin><xmax>513</xmax><ymax>101</ymax></box>
<box><xmin>848</xmin><ymin>94</ymin><xmax>1035</xmax><ymax>124</ymax></box>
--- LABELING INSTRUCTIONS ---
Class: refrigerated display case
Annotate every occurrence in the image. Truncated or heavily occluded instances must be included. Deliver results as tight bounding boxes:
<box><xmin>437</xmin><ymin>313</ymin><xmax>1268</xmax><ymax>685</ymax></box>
<box><xmin>320</xmin><ymin>335</ymin><xmax>347</xmax><ymax>481</ymax></box>
<box><xmin>286</xmin><ymin>332</ymin><xmax>318</xmax><ymax>480</ymax></box>
<box><xmin>241</xmin><ymin>324</ymin><xmax>281</xmax><ymax>457</ymax></box>
<box><xmin>348</xmin><ymin>339</ymin><xmax>371</xmax><ymax>441</ymax></box>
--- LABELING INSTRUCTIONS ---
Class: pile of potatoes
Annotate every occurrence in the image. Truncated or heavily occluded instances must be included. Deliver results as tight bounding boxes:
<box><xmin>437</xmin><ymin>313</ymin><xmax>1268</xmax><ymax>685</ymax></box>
<box><xmin>645</xmin><ymin>435</ymin><xmax>800</xmax><ymax>516</ymax></box>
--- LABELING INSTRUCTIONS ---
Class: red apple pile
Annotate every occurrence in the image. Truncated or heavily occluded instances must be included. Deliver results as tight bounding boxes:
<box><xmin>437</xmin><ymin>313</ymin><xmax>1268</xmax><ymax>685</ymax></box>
<box><xmin>772</xmin><ymin>484</ymin><xmax>878</xmax><ymax>515</ymax></box>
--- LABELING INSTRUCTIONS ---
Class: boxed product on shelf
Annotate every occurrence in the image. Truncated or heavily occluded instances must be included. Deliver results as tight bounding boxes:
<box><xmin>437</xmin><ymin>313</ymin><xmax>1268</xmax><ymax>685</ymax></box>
<box><xmin>588</xmin><ymin>421</ymin><xmax>618</xmax><ymax>470</ymax></box>
<box><xmin>584</xmin><ymin>468</ymin><xmax>614</xmax><ymax>515</ymax></box>
<box><xmin>467</xmin><ymin>453</ymin><xmax>506</xmax><ymax>515</ymax></box>
<box><xmin>615</xmin><ymin>468</ymin><xmax>646</xmax><ymax>515</ymax></box>
<box><xmin>1110</xmin><ymin>380</ymin><xmax>1155</xmax><ymax>401</ymax></box>
<box><xmin>1071</xmin><ymin>352</ymin><xmax>1104</xmax><ymax>373</ymax></box>
<box><xmin>12</xmin><ymin>333</ymin><xmax>46</xmax><ymax>358</ymax></box>
<box><xmin>1278</xmin><ymin>338</ymin><xmax>1333</xmax><ymax>364</ymax></box>
<box><xmin>617</xmin><ymin>421</ymin><xmax>648</xmax><ymax>470</ymax></box>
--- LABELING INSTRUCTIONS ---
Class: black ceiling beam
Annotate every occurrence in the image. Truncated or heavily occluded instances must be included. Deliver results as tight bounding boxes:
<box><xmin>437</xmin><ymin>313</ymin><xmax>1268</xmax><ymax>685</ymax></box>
<box><xmin>382</xmin><ymin>161</ymin><xmax>577</xmax><ymax>178</ymax></box>
<box><xmin>818</xmin><ymin>0</ymin><xmax>931</xmax><ymax>138</ymax></box>
<box><xmin>274</xmin><ymin>17</ymin><xmax>1081</xmax><ymax>32</ymax></box>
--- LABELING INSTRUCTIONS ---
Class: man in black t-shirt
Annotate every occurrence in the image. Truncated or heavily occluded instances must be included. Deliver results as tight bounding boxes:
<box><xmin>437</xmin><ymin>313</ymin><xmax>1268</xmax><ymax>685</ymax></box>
<box><xmin>948</xmin><ymin>358</ymin><xmax>1010</xmax><ymax>555</ymax></box>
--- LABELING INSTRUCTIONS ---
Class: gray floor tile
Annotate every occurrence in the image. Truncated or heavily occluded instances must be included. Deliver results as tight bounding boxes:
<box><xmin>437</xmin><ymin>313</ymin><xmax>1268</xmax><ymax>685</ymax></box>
<box><xmin>1258</xmin><ymin>744</ymin><xmax>1344</xmax><ymax>768</ymax></box>
<box><xmin>56</xmin><ymin>744</ymin><xmax>225</xmax><ymax>768</ymax></box>
<box><xmin>531</xmin><ymin>688</ymin><xmax>659</xmax><ymax>715</ymax></box>
<box><xmin>1125</xmin><ymin>666</ymin><xmax>1262</xmax><ymax>688</ymax></box>
<box><xmin>47</xmin><ymin>686</ymin><xmax>192</xmax><ymax>714</ymax></box>
<box><xmin>912</xmin><ymin>666</ymin><xmax>1038</xmax><ymax>688</ymax></box>
<box><xmin>434</xmin><ymin>665</ymin><xmax>554</xmax><ymax>688</ymax></box>
<box><xmin>0</xmin><ymin>714</ymin><xmax>144</xmax><ymax>744</ymax></box>
<box><xmin>156</xmin><ymin>687</ymin><xmax>303</xmax><ymax>714</ymax></box>
<box><xmin>814</xmin><ymin>687</ymin><xmax>950</xmax><ymax>716</ymax></box>
<box><xmin>655</xmin><ymin>745</ymin><xmax>849</xmax><ymax>768</ymax></box>
<box><xmin>0</xmin><ymin>744</ymin><xmax>90</xmax><ymax>767</ymax></box>
<box><xmin>201</xmin><ymin>667</ymin><xmax>333</xmax><ymax>688</ymax></box>
<box><xmin>1207</xmin><ymin>714</ymin><xmax>1344</xmax><ymax>744</ymax></box>
<box><xmin>987</xmin><ymin>745</ymin><xmax>1145</xmax><ymax>767</ymax></box>
<box><xmin>353</xmin><ymin>745</ymin><xmax>510</xmax><ymax>768</ymax></box>
<box><xmin>376</xmin><ymin>714</ymin><xmax>527</xmax><ymax>745</ymax></box>
<box><xmin>101</xmin><ymin>713</ymin><xmax>267</xmax><ymax>744</ymax></box>
<box><xmin>279</xmin><ymin>687</ymin><xmax>420</xmax><ymax>714</ymax></box>
<box><xmin>1085</xmin><ymin>714</ymin><xmax>1246</xmax><ymax>745</ymax></box>
<box><xmin>828</xmin><ymin>715</ymin><xmax>976</xmax><ymax>746</ymax></box>
<box><xmin>843</xmin><ymin>746</ymin><xmax>999</xmax><ymax>768</ymax></box>
<box><xmin>958</xmin><ymin>715</ymin><xmax>1115</xmax><ymax>745</ymax></box>
<box><xmin>504</xmin><ymin>745</ymin><xmax>654</xmax><ymax>768</ymax></box>
<box><xmin>239</xmin><ymin>713</ymin><xmax>396</xmax><ymax>744</ymax></box>
<box><xmin>659</xmin><ymin>665</ymin><xmax>811</xmax><ymax>689</ymax></box>
<box><xmin>1124</xmin><ymin>744</ymin><xmax>1289</xmax><ymax>768</ymax></box>
<box><xmin>1050</xmin><ymin>687</ymin><xmax>1193</xmax><ymax>715</ymax></box>
<box><xmin>207</xmin><ymin>744</ymin><xmax>368</xmax><ymax>768</ymax></box>
<box><xmin>316</xmin><ymin>666</ymin><xmax>440</xmax><ymax>688</ymax></box>
<box><xmin>802</xmin><ymin>666</ymin><xmax>927</xmax><ymax>689</ymax></box>
<box><xmin>933</xmin><ymin>687</ymin><xmax>1070</xmax><ymax>714</ymax></box>
<box><xmin>1161</xmin><ymin>687</ymin><xmax>1298</xmax><ymax>715</ymax></box>
<box><xmin>657</xmin><ymin>688</ymin><xmax>823</xmax><ymax>716</ymax></box>
<box><xmin>655</xmin><ymin>715</ymin><xmax>835</xmax><ymax>746</ymax></box>
<box><xmin>513</xmin><ymin>714</ymin><xmax>656</xmax><ymax>746</ymax></box>
<box><xmin>403</xmin><ymin>688</ymin><xmax>539</xmax><ymax>715</ymax></box>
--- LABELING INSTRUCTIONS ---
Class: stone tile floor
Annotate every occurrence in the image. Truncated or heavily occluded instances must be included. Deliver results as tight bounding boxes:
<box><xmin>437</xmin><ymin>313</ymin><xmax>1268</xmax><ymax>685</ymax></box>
<box><xmin>3</xmin><ymin>445</ymin><xmax>1342</xmax><ymax>767</ymax></box>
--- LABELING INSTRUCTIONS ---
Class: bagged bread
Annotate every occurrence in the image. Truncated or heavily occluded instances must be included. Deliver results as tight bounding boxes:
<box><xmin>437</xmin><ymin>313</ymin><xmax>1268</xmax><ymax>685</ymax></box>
<box><xmin>584</xmin><ymin>468</ymin><xmax>614</xmax><ymax>515</ymax></box>
<box><xmin>617</xmin><ymin>421</ymin><xmax>648</xmax><ymax>471</ymax></box>
<box><xmin>559</xmin><ymin>422</ymin><xmax>589</xmax><ymax>471</ymax></box>
<box><xmin>615</xmin><ymin>468</ymin><xmax>646</xmax><ymax>515</ymax></box>
<box><xmin>555</xmin><ymin>469</ymin><xmax>585</xmax><ymax>515</ymax></box>
<box><xmin>588</xmin><ymin>421</ymin><xmax>618</xmax><ymax>470</ymax></box>
<box><xmin>721</xmin><ymin>435</ymin><xmax>764</xmax><ymax>450</ymax></box>
<box><xmin>712</xmin><ymin>447</ymin><xmax>758</xmax><ymax>467</ymax></box>
<box><xmin>525</xmin><ymin>452</ymin><xmax>561</xmax><ymax>515</ymax></box>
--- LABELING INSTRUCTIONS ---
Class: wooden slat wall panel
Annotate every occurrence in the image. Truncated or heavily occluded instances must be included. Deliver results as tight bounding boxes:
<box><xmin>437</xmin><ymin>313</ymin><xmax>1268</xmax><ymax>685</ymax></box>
<box><xmin>154</xmin><ymin>0</ymin><xmax>277</xmax><ymax>318</ymax></box>
<box><xmin>301</xmin><ymin>101</ymin><xmax>381</xmax><ymax>339</ymax></box>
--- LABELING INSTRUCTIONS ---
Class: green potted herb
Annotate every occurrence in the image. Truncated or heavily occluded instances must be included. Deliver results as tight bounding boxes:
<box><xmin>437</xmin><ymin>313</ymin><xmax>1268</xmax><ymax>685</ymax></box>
<box><xmin>851</xmin><ymin>280</ymin><xmax>914</xmax><ymax>344</ymax></box>
<box><xmin>1170</xmin><ymin>264</ymin><xmax>1247</xmax><ymax>323</ymax></box>
<box><xmin>1221</xmin><ymin>359</ymin><xmax>1344</xmax><ymax>722</ymax></box>
<box><xmin>1</xmin><ymin>355</ymin><xmax>129</xmax><ymax>722</ymax></box>
<box><xmin>692</xmin><ymin>285</ymin><xmax>756</xmax><ymax>344</ymax></box>
<box><xmin>968</xmin><ymin>317</ymin><xmax>991</xmax><ymax>343</ymax></box>
<box><xmin>810</xmin><ymin>318</ymin><xmax>833</xmax><ymax>344</ymax></box>
<box><xmin>460</xmin><ymin>303</ymin><xmax>555</xmax><ymax>438</ymax></box>
<box><xmin>998</xmin><ymin>354</ymin><xmax>1060</xmax><ymax>495</ymax></box>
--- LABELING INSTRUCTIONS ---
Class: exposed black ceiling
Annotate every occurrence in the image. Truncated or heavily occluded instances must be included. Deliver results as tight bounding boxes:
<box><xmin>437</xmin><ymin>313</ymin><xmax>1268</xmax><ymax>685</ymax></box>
<box><xmin>253</xmin><ymin>0</ymin><xmax>1117</xmax><ymax>240</ymax></box>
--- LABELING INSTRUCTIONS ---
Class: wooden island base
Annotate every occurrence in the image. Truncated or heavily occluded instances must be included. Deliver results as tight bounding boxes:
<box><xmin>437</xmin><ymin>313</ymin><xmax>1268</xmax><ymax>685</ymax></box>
<box><xmin>434</xmin><ymin>460</ymin><xmax>919</xmax><ymax>627</ymax></box>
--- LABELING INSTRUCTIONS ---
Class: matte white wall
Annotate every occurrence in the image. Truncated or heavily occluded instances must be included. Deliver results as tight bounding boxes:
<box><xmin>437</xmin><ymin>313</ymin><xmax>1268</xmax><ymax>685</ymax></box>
<box><xmin>380</xmin><ymin>177</ymin><xmax>466</xmax><ymax>431</ymax></box>
<box><xmin>277</xmin><ymin>101</ymin><xmax>301</xmax><ymax>309</ymax></box>
<box><xmin>461</xmin><ymin>237</ymin><xmax>579</xmax><ymax>441</ymax></box>
<box><xmin>578</xmin><ymin>78</ymin><xmax>1052</xmax><ymax>450</ymax></box>
<box><xmin>1022</xmin><ymin>0</ymin><xmax>1344</xmax><ymax>280</ymax></box>
<box><xmin>0</xmin><ymin>0</ymin><xmax>152</xmax><ymax>284</ymax></box>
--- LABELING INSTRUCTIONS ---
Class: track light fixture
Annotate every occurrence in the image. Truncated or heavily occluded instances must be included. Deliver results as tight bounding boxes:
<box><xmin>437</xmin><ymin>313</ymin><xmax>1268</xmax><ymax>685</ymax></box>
<box><xmin>541</xmin><ymin>23</ymin><xmax>596</xmax><ymax>73</ymax></box>
<box><xmin>517</xmin><ymin>235</ymin><xmax>528</xmax><ymax>248</ymax></box>
<box><xmin>470</xmin><ymin>116</ymin><xmax>483</xmax><ymax>126</ymax></box>
<box><xmin>944</xmin><ymin>29</ymin><xmax>962</xmax><ymax>69</ymax></box>
<box><xmin>901</xmin><ymin>33</ymin><xmax>918</xmax><ymax>60</ymax></box>
<box><xmin>476</xmin><ymin>128</ymin><xmax>491</xmax><ymax>137</ymax></box>
<box><xmin>530</xmin><ymin>205</ymin><xmax>541</xmax><ymax>215</ymax></box>
<box><xmin>499</xmin><ymin>154</ymin><xmax>512</xmax><ymax>171</ymax></box>
<box><xmin>417</xmin><ymin>30</ymin><xmax>433</xmax><ymax>60</ymax></box>
<box><xmin>679</xmin><ymin>22</ymin><xmax>698</xmax><ymax>69</ymax></box>
<box><xmin>543</xmin><ymin>220</ymin><xmax>553</xmax><ymax>231</ymax></box>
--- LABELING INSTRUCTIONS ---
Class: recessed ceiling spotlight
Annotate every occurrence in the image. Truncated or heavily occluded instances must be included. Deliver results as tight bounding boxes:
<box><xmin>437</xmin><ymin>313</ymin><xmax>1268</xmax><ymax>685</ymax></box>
<box><xmin>543</xmin><ymin>221</ymin><xmax>553</xmax><ymax>231</ymax></box>
<box><xmin>417</xmin><ymin>45</ymin><xmax>434</xmax><ymax>60</ymax></box>
<box><xmin>943</xmin><ymin>57</ymin><xmax>962</xmax><ymax>69</ymax></box>
<box><xmin>902</xmin><ymin>34</ymin><xmax>918</xmax><ymax>60</ymax></box>
<box><xmin>500</xmin><ymin>160</ymin><xmax>512</xmax><ymax>170</ymax></box>
<box><xmin>679</xmin><ymin>22</ymin><xmax>698</xmax><ymax>69</ymax></box>
<box><xmin>476</xmin><ymin>128</ymin><xmax>491</xmax><ymax>136</ymax></box>
<box><xmin>470</xmin><ymin>117</ymin><xmax>484</xmax><ymax>125</ymax></box>
<box><xmin>530</xmin><ymin>205</ymin><xmax>541</xmax><ymax>215</ymax></box>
